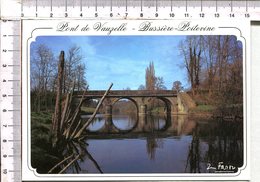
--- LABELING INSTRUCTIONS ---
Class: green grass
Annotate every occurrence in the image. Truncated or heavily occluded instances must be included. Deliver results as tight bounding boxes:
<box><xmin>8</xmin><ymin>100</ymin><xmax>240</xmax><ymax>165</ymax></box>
<box><xmin>31</xmin><ymin>111</ymin><xmax>52</xmax><ymax>124</ymax></box>
<box><xmin>150</xmin><ymin>107</ymin><xmax>165</xmax><ymax>114</ymax></box>
<box><xmin>81</xmin><ymin>106</ymin><xmax>96</xmax><ymax>114</ymax></box>
<box><xmin>31</xmin><ymin>112</ymin><xmax>59</xmax><ymax>173</ymax></box>
<box><xmin>190</xmin><ymin>104</ymin><xmax>216</xmax><ymax>113</ymax></box>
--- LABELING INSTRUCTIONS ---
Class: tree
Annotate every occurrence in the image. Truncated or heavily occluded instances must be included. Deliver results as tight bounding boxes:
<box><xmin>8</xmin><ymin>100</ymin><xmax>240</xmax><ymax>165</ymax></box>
<box><xmin>30</xmin><ymin>44</ymin><xmax>89</xmax><ymax>112</ymax></box>
<box><xmin>200</xmin><ymin>36</ymin><xmax>218</xmax><ymax>92</ymax></box>
<box><xmin>124</xmin><ymin>87</ymin><xmax>131</xmax><ymax>90</ymax></box>
<box><xmin>63</xmin><ymin>46</ymin><xmax>88</xmax><ymax>93</ymax></box>
<box><xmin>172</xmin><ymin>81</ymin><xmax>183</xmax><ymax>93</ymax></box>
<box><xmin>75</xmin><ymin>63</ymin><xmax>88</xmax><ymax>91</ymax></box>
<box><xmin>145</xmin><ymin>62</ymin><xmax>166</xmax><ymax>90</ymax></box>
<box><xmin>31</xmin><ymin>44</ymin><xmax>57</xmax><ymax>111</ymax></box>
<box><xmin>179</xmin><ymin>36</ymin><xmax>202</xmax><ymax>92</ymax></box>
<box><xmin>31</xmin><ymin>44</ymin><xmax>56</xmax><ymax>91</ymax></box>
<box><xmin>179</xmin><ymin>35</ymin><xmax>243</xmax><ymax>105</ymax></box>
<box><xmin>145</xmin><ymin>61</ymin><xmax>156</xmax><ymax>90</ymax></box>
<box><xmin>138</xmin><ymin>84</ymin><xmax>146</xmax><ymax>90</ymax></box>
<box><xmin>155</xmin><ymin>76</ymin><xmax>166</xmax><ymax>90</ymax></box>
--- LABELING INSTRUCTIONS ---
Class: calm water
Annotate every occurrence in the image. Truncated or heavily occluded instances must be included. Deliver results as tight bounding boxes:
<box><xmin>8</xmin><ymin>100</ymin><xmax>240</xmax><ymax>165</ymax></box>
<box><xmin>69</xmin><ymin>114</ymin><xmax>244</xmax><ymax>173</ymax></box>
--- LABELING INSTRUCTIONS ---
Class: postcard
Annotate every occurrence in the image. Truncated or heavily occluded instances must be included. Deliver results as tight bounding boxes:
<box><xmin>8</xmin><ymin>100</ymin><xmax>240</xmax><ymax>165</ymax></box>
<box><xmin>21</xmin><ymin>19</ymin><xmax>250</xmax><ymax>181</ymax></box>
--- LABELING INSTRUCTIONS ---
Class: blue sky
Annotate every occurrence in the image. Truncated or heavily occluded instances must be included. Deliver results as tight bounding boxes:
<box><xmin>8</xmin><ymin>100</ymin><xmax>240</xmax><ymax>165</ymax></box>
<box><xmin>31</xmin><ymin>36</ymin><xmax>188</xmax><ymax>90</ymax></box>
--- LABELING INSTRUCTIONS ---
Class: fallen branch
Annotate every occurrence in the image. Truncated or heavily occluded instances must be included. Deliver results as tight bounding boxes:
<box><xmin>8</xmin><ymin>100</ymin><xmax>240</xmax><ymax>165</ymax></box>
<box><xmin>69</xmin><ymin>119</ymin><xmax>82</xmax><ymax>140</ymax></box>
<box><xmin>58</xmin><ymin>154</ymin><xmax>81</xmax><ymax>174</ymax></box>
<box><xmin>48</xmin><ymin>154</ymin><xmax>74</xmax><ymax>174</ymax></box>
<box><xmin>63</xmin><ymin>90</ymin><xmax>87</xmax><ymax>139</ymax></box>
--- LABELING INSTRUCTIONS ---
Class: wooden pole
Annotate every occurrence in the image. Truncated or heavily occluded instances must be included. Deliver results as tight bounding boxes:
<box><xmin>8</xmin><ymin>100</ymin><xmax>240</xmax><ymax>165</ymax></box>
<box><xmin>52</xmin><ymin>51</ymin><xmax>65</xmax><ymax>147</ymax></box>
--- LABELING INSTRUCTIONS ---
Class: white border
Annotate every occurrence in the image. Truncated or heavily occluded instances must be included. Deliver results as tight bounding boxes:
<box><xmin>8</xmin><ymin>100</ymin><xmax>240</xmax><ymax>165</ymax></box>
<box><xmin>22</xmin><ymin>19</ymin><xmax>250</xmax><ymax>181</ymax></box>
<box><xmin>250</xmin><ymin>22</ymin><xmax>260</xmax><ymax>182</ymax></box>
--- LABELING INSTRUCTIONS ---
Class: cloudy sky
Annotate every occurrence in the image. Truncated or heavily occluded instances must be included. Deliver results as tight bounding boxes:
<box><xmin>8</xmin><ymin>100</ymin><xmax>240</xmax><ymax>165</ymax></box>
<box><xmin>30</xmin><ymin>36</ymin><xmax>188</xmax><ymax>90</ymax></box>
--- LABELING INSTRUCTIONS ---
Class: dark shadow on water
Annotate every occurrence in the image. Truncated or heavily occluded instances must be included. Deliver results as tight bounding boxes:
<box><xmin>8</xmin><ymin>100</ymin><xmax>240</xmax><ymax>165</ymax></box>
<box><xmin>185</xmin><ymin>118</ymin><xmax>243</xmax><ymax>173</ymax></box>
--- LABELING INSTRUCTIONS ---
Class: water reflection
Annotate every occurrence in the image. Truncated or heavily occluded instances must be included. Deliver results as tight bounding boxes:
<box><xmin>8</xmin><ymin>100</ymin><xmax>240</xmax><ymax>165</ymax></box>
<box><xmin>82</xmin><ymin>114</ymin><xmax>105</xmax><ymax>131</ymax></box>
<box><xmin>111</xmin><ymin>115</ymin><xmax>137</xmax><ymax>130</ymax></box>
<box><xmin>75</xmin><ymin>114</ymin><xmax>243</xmax><ymax>173</ymax></box>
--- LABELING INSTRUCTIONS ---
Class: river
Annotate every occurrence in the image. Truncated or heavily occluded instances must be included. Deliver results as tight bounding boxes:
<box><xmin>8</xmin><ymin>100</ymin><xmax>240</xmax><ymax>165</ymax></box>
<box><xmin>67</xmin><ymin>113</ymin><xmax>244</xmax><ymax>173</ymax></box>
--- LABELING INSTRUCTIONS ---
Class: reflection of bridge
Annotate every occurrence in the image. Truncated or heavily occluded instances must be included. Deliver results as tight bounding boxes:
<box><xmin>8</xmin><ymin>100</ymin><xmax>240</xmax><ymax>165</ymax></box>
<box><xmin>74</xmin><ymin>90</ymin><xmax>189</xmax><ymax>117</ymax></box>
<box><xmin>84</xmin><ymin>115</ymin><xmax>197</xmax><ymax>139</ymax></box>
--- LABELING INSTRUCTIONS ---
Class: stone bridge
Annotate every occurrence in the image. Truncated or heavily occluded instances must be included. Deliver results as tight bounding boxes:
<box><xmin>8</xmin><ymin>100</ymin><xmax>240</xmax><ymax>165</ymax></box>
<box><xmin>74</xmin><ymin>90</ymin><xmax>183</xmax><ymax>116</ymax></box>
<box><xmin>73</xmin><ymin>90</ymin><xmax>196</xmax><ymax>136</ymax></box>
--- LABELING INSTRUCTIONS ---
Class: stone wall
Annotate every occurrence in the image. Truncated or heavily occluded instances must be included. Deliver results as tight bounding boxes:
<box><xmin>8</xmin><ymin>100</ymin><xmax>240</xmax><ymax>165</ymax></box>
<box><xmin>177</xmin><ymin>92</ymin><xmax>196</xmax><ymax>114</ymax></box>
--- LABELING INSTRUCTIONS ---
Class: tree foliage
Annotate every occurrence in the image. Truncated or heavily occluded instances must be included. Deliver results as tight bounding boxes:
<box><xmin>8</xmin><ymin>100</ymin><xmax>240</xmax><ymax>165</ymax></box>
<box><xmin>145</xmin><ymin>61</ymin><xmax>156</xmax><ymax>90</ymax></box>
<box><xmin>179</xmin><ymin>35</ymin><xmax>243</xmax><ymax>105</ymax></box>
<box><xmin>145</xmin><ymin>61</ymin><xmax>166</xmax><ymax>90</ymax></box>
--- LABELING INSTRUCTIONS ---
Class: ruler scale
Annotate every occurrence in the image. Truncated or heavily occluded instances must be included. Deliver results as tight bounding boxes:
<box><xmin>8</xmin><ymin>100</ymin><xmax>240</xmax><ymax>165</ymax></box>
<box><xmin>0</xmin><ymin>0</ymin><xmax>259</xmax><ymax>181</ymax></box>
<box><xmin>0</xmin><ymin>19</ymin><xmax>21</xmax><ymax>182</ymax></box>
<box><xmin>1</xmin><ymin>0</ymin><xmax>260</xmax><ymax>18</ymax></box>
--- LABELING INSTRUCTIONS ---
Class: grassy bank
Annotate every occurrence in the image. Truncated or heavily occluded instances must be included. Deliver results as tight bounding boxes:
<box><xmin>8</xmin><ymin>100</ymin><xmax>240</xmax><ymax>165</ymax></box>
<box><xmin>31</xmin><ymin>112</ymin><xmax>60</xmax><ymax>173</ymax></box>
<box><xmin>81</xmin><ymin>106</ymin><xmax>96</xmax><ymax>114</ymax></box>
<box><xmin>150</xmin><ymin>107</ymin><xmax>165</xmax><ymax>114</ymax></box>
<box><xmin>190</xmin><ymin>104</ymin><xmax>216</xmax><ymax>114</ymax></box>
<box><xmin>189</xmin><ymin>103</ymin><xmax>243</xmax><ymax>118</ymax></box>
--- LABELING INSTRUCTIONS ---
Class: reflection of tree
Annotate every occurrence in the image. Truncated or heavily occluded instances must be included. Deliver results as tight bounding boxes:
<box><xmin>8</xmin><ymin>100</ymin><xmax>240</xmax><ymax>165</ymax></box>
<box><xmin>145</xmin><ymin>115</ymin><xmax>164</xmax><ymax>160</ymax></box>
<box><xmin>127</xmin><ymin>113</ymin><xmax>138</xmax><ymax>128</ymax></box>
<box><xmin>185</xmin><ymin>118</ymin><xmax>243</xmax><ymax>173</ymax></box>
<box><xmin>88</xmin><ymin>117</ymin><xmax>103</xmax><ymax>128</ymax></box>
<box><xmin>112</xmin><ymin>100</ymin><xmax>137</xmax><ymax>115</ymax></box>
<box><xmin>185</xmin><ymin>125</ymin><xmax>201</xmax><ymax>173</ymax></box>
<box><xmin>205</xmin><ymin>119</ymin><xmax>243</xmax><ymax>171</ymax></box>
<box><xmin>146</xmin><ymin>135</ymin><xmax>163</xmax><ymax>160</ymax></box>
<box><xmin>146</xmin><ymin>136</ymin><xmax>158</xmax><ymax>160</ymax></box>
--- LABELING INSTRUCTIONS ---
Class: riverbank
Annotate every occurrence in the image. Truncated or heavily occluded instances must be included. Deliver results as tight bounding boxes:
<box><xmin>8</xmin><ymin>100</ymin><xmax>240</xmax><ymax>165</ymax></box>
<box><xmin>189</xmin><ymin>103</ymin><xmax>243</xmax><ymax>121</ymax></box>
<box><xmin>81</xmin><ymin>106</ymin><xmax>96</xmax><ymax>114</ymax></box>
<box><xmin>31</xmin><ymin>112</ymin><xmax>59</xmax><ymax>173</ymax></box>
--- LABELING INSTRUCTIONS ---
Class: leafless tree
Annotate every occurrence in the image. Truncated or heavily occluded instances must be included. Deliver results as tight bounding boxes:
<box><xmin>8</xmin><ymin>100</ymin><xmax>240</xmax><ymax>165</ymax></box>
<box><xmin>63</xmin><ymin>46</ymin><xmax>88</xmax><ymax>93</ymax></box>
<box><xmin>179</xmin><ymin>36</ymin><xmax>202</xmax><ymax>93</ymax></box>
<box><xmin>31</xmin><ymin>44</ymin><xmax>57</xmax><ymax>111</ymax></box>
<box><xmin>155</xmin><ymin>76</ymin><xmax>167</xmax><ymax>90</ymax></box>
<box><xmin>31</xmin><ymin>44</ymin><xmax>88</xmax><ymax>112</ymax></box>
<box><xmin>75</xmin><ymin>63</ymin><xmax>88</xmax><ymax>91</ymax></box>
<box><xmin>172</xmin><ymin>81</ymin><xmax>183</xmax><ymax>93</ymax></box>
<box><xmin>138</xmin><ymin>84</ymin><xmax>146</xmax><ymax>90</ymax></box>
<box><xmin>179</xmin><ymin>35</ymin><xmax>243</xmax><ymax>105</ymax></box>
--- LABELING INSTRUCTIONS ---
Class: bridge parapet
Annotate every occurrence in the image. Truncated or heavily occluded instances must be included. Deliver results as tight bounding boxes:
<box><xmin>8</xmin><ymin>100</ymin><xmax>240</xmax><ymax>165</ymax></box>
<box><xmin>74</xmin><ymin>90</ymin><xmax>177</xmax><ymax>98</ymax></box>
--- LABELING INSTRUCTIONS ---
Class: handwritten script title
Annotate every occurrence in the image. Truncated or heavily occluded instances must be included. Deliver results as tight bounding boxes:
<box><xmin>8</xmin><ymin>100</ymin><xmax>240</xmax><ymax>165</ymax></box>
<box><xmin>56</xmin><ymin>21</ymin><xmax>216</xmax><ymax>35</ymax></box>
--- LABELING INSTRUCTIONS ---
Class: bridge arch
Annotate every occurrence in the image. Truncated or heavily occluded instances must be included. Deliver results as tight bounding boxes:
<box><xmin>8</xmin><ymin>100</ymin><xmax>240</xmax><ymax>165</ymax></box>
<box><xmin>111</xmin><ymin>97</ymin><xmax>139</xmax><ymax>111</ymax></box>
<box><xmin>110</xmin><ymin>97</ymin><xmax>139</xmax><ymax>132</ymax></box>
<box><xmin>111</xmin><ymin>97</ymin><xmax>139</xmax><ymax>117</ymax></box>
<box><xmin>156</xmin><ymin>97</ymin><xmax>172</xmax><ymax>114</ymax></box>
<box><xmin>143</xmin><ymin>96</ymin><xmax>172</xmax><ymax>115</ymax></box>
<box><xmin>154</xmin><ymin>97</ymin><xmax>173</xmax><ymax>130</ymax></box>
